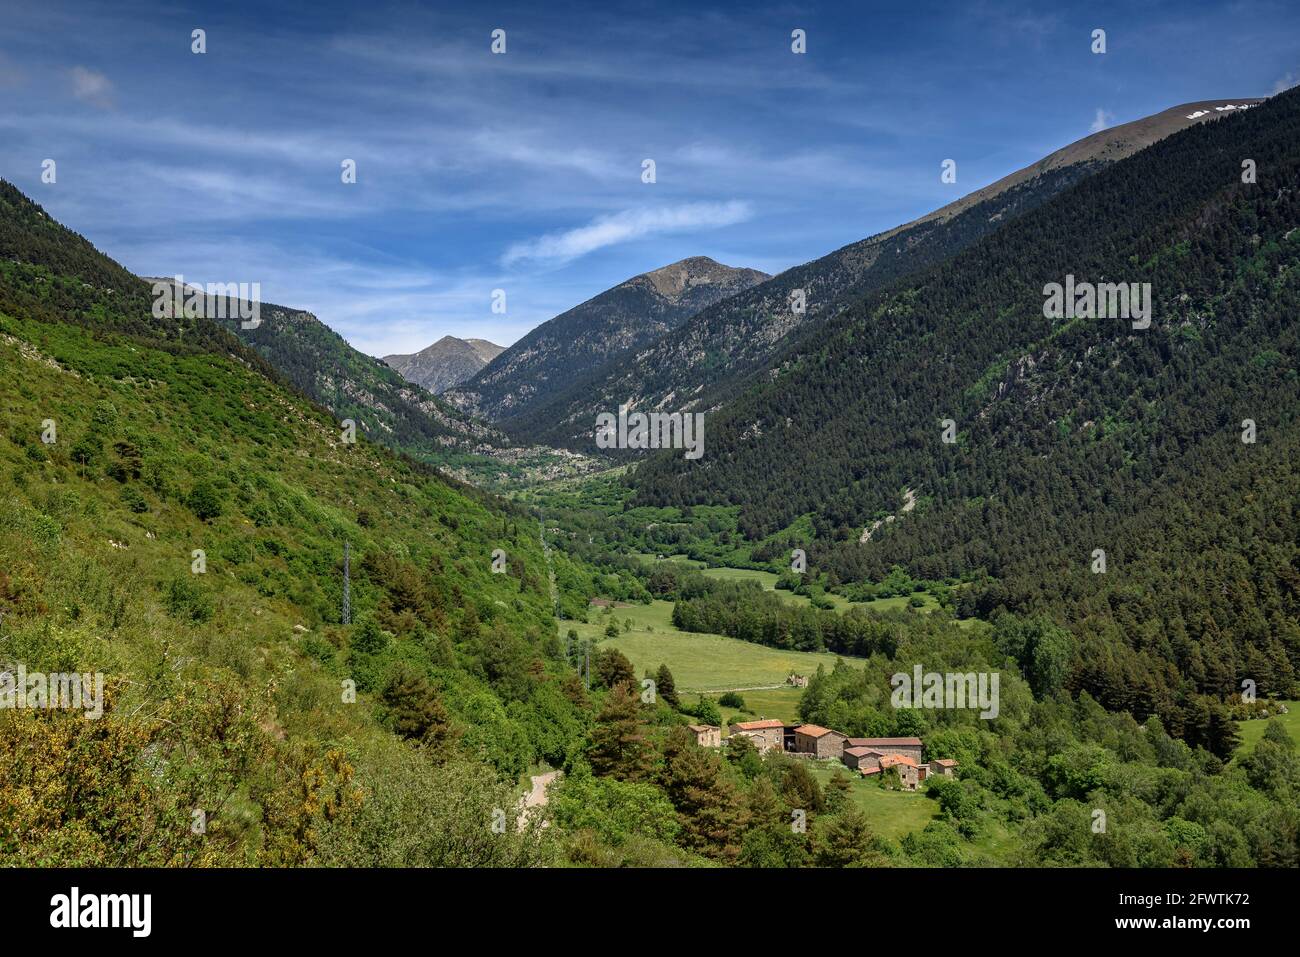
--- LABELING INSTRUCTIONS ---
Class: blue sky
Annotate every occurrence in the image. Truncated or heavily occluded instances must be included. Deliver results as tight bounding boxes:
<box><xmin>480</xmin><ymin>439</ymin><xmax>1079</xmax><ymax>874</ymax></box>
<box><xmin>1</xmin><ymin>0</ymin><xmax>1296</xmax><ymax>356</ymax></box>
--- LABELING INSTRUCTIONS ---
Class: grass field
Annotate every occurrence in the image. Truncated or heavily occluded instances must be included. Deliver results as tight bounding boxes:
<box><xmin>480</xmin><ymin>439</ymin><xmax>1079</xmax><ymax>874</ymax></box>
<box><xmin>699</xmin><ymin>566</ymin><xmax>787</xmax><ymax>588</ymax></box>
<box><xmin>804</xmin><ymin>763</ymin><xmax>941</xmax><ymax>842</ymax></box>
<box><xmin>719</xmin><ymin>687</ymin><xmax>805</xmax><ymax>724</ymax></box>
<box><xmin>1233</xmin><ymin>701</ymin><xmax>1300</xmax><ymax>763</ymax></box>
<box><xmin>571</xmin><ymin>599</ymin><xmax>853</xmax><ymax>693</ymax></box>
<box><xmin>633</xmin><ymin>551</ymin><xmax>706</xmax><ymax>568</ymax></box>
<box><xmin>635</xmin><ymin>557</ymin><xmax>980</xmax><ymax>626</ymax></box>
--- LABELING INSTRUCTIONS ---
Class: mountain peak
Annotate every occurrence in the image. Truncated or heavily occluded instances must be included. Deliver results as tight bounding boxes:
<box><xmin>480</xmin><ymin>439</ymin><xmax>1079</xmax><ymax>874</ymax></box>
<box><xmin>638</xmin><ymin>256</ymin><xmax>763</xmax><ymax>302</ymax></box>
<box><xmin>445</xmin><ymin>256</ymin><xmax>768</xmax><ymax>422</ymax></box>
<box><xmin>384</xmin><ymin>335</ymin><xmax>505</xmax><ymax>393</ymax></box>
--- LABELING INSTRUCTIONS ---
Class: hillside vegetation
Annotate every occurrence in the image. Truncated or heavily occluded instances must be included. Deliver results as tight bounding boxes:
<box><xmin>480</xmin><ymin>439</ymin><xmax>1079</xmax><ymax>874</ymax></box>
<box><xmin>0</xmin><ymin>185</ymin><xmax>583</xmax><ymax>864</ymax></box>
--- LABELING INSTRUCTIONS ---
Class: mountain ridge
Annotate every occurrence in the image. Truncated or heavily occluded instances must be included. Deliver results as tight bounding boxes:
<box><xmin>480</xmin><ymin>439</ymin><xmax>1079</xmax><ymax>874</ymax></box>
<box><xmin>445</xmin><ymin>255</ymin><xmax>768</xmax><ymax>423</ymax></box>
<box><xmin>501</xmin><ymin>99</ymin><xmax>1266</xmax><ymax>451</ymax></box>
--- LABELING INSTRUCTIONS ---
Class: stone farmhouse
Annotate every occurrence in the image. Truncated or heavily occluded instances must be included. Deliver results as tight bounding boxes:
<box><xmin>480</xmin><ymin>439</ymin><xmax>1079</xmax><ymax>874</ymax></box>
<box><xmin>794</xmin><ymin>724</ymin><xmax>848</xmax><ymax>758</ymax></box>
<box><xmin>842</xmin><ymin>746</ymin><xmax>886</xmax><ymax>771</ymax></box>
<box><xmin>687</xmin><ymin>724</ymin><xmax>721</xmax><ymax>748</ymax></box>
<box><xmin>728</xmin><ymin>718</ymin><xmax>785</xmax><ymax>753</ymax></box>
<box><xmin>876</xmin><ymin>753</ymin><xmax>923</xmax><ymax>790</ymax></box>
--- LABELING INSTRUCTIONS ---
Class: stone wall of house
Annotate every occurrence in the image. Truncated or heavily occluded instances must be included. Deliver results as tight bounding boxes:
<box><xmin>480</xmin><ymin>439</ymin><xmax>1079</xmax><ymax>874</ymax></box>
<box><xmin>855</xmin><ymin>743</ymin><xmax>922</xmax><ymax>765</ymax></box>
<box><xmin>816</xmin><ymin>731</ymin><xmax>847</xmax><ymax>758</ymax></box>
<box><xmin>733</xmin><ymin>726</ymin><xmax>783</xmax><ymax>752</ymax></box>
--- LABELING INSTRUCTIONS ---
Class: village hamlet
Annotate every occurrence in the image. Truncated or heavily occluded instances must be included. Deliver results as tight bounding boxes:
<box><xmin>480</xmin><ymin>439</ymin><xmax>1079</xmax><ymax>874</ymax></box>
<box><xmin>710</xmin><ymin>718</ymin><xmax>958</xmax><ymax>792</ymax></box>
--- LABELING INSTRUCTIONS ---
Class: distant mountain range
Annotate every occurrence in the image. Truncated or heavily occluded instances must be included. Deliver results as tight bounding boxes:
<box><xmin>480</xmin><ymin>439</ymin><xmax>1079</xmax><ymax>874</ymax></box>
<box><xmin>445</xmin><ymin>256</ymin><xmax>768</xmax><ymax>423</ymax></box>
<box><xmin>497</xmin><ymin>100</ymin><xmax>1264</xmax><ymax>450</ymax></box>
<box><xmin>384</xmin><ymin>336</ymin><xmax>505</xmax><ymax>394</ymax></box>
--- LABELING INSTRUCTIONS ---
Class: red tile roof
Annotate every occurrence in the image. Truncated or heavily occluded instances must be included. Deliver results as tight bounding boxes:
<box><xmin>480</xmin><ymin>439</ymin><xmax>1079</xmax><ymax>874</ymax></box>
<box><xmin>879</xmin><ymin>754</ymin><xmax>918</xmax><ymax>768</ymax></box>
<box><xmin>687</xmin><ymin>724</ymin><xmax>718</xmax><ymax>734</ymax></box>
<box><xmin>843</xmin><ymin>746</ymin><xmax>883</xmax><ymax>758</ymax></box>
<box><xmin>845</xmin><ymin>737</ymin><xmax>922</xmax><ymax>748</ymax></box>
<box><xmin>794</xmin><ymin>724</ymin><xmax>842</xmax><ymax>738</ymax></box>
<box><xmin>931</xmin><ymin>758</ymin><xmax>958</xmax><ymax>766</ymax></box>
<box><xmin>731</xmin><ymin>719</ymin><xmax>784</xmax><ymax>730</ymax></box>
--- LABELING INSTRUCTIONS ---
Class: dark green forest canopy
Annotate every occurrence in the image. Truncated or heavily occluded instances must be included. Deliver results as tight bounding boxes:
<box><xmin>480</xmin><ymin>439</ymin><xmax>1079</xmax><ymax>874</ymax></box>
<box><xmin>626</xmin><ymin>88</ymin><xmax>1300</xmax><ymax>723</ymax></box>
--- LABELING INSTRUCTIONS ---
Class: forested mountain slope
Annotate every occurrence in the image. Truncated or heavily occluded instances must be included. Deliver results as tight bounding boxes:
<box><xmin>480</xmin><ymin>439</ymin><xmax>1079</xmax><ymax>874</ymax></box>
<box><xmin>146</xmin><ymin>278</ymin><xmax>510</xmax><ymax>457</ymax></box>
<box><xmin>447</xmin><ymin>256</ymin><xmax>767</xmax><ymax>424</ymax></box>
<box><xmin>0</xmin><ymin>179</ymin><xmax>519</xmax><ymax>469</ymax></box>
<box><xmin>507</xmin><ymin>101</ymin><xmax>1262</xmax><ymax>450</ymax></box>
<box><xmin>0</xmin><ymin>184</ymin><xmax>590</xmax><ymax>864</ymax></box>
<box><xmin>629</xmin><ymin>88</ymin><xmax>1300</xmax><ymax>727</ymax></box>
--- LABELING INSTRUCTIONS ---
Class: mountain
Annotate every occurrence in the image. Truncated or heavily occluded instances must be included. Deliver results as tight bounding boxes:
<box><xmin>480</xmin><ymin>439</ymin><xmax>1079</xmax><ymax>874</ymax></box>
<box><xmin>504</xmin><ymin>100</ymin><xmax>1264</xmax><ymax>450</ymax></box>
<box><xmin>384</xmin><ymin>336</ymin><xmax>505</xmax><ymax>394</ymax></box>
<box><xmin>139</xmin><ymin>280</ymin><xmax>600</xmax><ymax>489</ymax></box>
<box><xmin>145</xmin><ymin>278</ymin><xmax>506</xmax><ymax>456</ymax></box>
<box><xmin>0</xmin><ymin>179</ymin><xmax>587</xmax><ymax>865</ymax></box>
<box><xmin>628</xmin><ymin>89</ymin><xmax>1300</xmax><ymax>725</ymax></box>
<box><xmin>446</xmin><ymin>256</ymin><xmax>768</xmax><ymax>423</ymax></box>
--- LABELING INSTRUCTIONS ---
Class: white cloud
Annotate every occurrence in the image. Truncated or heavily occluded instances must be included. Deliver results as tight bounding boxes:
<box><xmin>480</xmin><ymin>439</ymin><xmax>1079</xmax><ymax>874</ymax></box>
<box><xmin>1273</xmin><ymin>72</ymin><xmax>1298</xmax><ymax>95</ymax></box>
<box><xmin>70</xmin><ymin>66</ymin><xmax>113</xmax><ymax>107</ymax></box>
<box><xmin>502</xmin><ymin>201</ymin><xmax>753</xmax><ymax>266</ymax></box>
<box><xmin>1089</xmin><ymin>107</ymin><xmax>1115</xmax><ymax>133</ymax></box>
<box><xmin>112</xmin><ymin>235</ymin><xmax>570</xmax><ymax>356</ymax></box>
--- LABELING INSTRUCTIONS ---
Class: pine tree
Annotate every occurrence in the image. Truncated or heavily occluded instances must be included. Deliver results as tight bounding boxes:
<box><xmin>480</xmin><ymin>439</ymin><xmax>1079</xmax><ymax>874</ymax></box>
<box><xmin>594</xmin><ymin>647</ymin><xmax>636</xmax><ymax>690</ymax></box>
<box><xmin>781</xmin><ymin>760</ymin><xmax>825</xmax><ymax>814</ymax></box>
<box><xmin>381</xmin><ymin>668</ymin><xmax>460</xmax><ymax>762</ymax></box>
<box><xmin>664</xmin><ymin>742</ymin><xmax>747</xmax><ymax>861</ymax></box>
<box><xmin>587</xmin><ymin>684</ymin><xmax>653</xmax><ymax>781</ymax></box>
<box><xmin>824</xmin><ymin>771</ymin><xmax>853</xmax><ymax>813</ymax></box>
<box><xmin>814</xmin><ymin>804</ymin><xmax>883</xmax><ymax>867</ymax></box>
<box><xmin>655</xmin><ymin>663</ymin><xmax>680</xmax><ymax>708</ymax></box>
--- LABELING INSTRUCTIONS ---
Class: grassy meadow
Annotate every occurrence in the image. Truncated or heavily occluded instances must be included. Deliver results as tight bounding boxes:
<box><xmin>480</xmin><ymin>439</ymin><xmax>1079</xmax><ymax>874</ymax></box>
<box><xmin>804</xmin><ymin>763</ymin><xmax>942</xmax><ymax>842</ymax></box>
<box><xmin>1233</xmin><ymin>702</ymin><xmax>1300</xmax><ymax>763</ymax></box>
<box><xmin>569</xmin><ymin>598</ymin><xmax>852</xmax><ymax>693</ymax></box>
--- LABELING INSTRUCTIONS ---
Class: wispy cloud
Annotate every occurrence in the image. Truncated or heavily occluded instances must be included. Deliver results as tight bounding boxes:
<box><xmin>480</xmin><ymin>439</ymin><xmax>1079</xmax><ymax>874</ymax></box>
<box><xmin>5</xmin><ymin>0</ymin><xmax>1298</xmax><ymax>359</ymax></box>
<box><xmin>1273</xmin><ymin>71</ymin><xmax>1298</xmax><ymax>95</ymax></box>
<box><xmin>502</xmin><ymin>201</ymin><xmax>754</xmax><ymax>267</ymax></box>
<box><xmin>1089</xmin><ymin>108</ymin><xmax>1115</xmax><ymax>133</ymax></box>
<box><xmin>69</xmin><ymin>66</ymin><xmax>112</xmax><ymax>108</ymax></box>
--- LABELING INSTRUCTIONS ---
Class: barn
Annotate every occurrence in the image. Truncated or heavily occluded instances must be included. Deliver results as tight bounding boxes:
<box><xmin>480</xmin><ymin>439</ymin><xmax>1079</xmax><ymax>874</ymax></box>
<box><xmin>841</xmin><ymin>746</ymin><xmax>886</xmax><ymax>771</ymax></box>
<box><xmin>843</xmin><ymin>737</ymin><xmax>923</xmax><ymax>765</ymax></box>
<box><xmin>793</xmin><ymin>724</ymin><xmax>848</xmax><ymax>758</ymax></box>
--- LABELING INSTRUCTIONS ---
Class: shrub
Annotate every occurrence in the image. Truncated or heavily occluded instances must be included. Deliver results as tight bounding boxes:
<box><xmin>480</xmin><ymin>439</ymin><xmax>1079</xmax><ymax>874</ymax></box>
<box><xmin>120</xmin><ymin>486</ymin><xmax>148</xmax><ymax>513</ymax></box>
<box><xmin>186</xmin><ymin>481</ymin><xmax>224</xmax><ymax>521</ymax></box>
<box><xmin>164</xmin><ymin>575</ymin><xmax>214</xmax><ymax>623</ymax></box>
